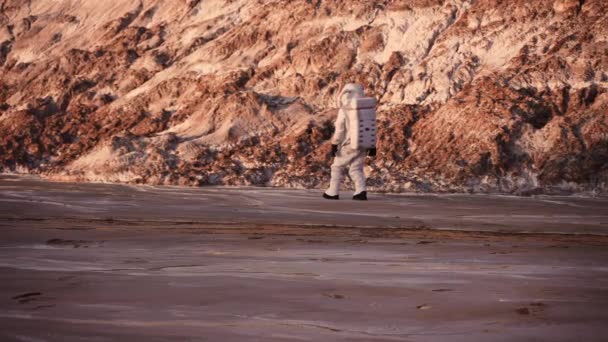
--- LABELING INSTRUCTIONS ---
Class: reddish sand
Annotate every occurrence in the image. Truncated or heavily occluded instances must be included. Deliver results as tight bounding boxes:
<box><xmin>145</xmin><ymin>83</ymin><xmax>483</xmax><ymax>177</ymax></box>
<box><xmin>1</xmin><ymin>175</ymin><xmax>607</xmax><ymax>341</ymax></box>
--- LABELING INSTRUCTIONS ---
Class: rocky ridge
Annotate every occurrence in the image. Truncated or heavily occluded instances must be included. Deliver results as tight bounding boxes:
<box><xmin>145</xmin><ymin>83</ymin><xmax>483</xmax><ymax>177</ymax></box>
<box><xmin>0</xmin><ymin>0</ymin><xmax>606</xmax><ymax>194</ymax></box>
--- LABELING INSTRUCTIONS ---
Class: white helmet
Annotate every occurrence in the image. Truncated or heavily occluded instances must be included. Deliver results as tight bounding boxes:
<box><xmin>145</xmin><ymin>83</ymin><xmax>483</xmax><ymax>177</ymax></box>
<box><xmin>337</xmin><ymin>83</ymin><xmax>364</xmax><ymax>108</ymax></box>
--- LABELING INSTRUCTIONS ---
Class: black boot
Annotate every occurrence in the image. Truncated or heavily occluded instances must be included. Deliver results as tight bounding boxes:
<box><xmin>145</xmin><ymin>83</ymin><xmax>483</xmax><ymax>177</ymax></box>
<box><xmin>323</xmin><ymin>193</ymin><xmax>339</xmax><ymax>200</ymax></box>
<box><xmin>352</xmin><ymin>191</ymin><xmax>367</xmax><ymax>201</ymax></box>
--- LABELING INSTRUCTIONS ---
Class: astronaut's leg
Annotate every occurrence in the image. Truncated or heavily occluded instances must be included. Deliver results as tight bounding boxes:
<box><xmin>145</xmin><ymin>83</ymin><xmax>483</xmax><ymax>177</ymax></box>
<box><xmin>326</xmin><ymin>147</ymin><xmax>358</xmax><ymax>197</ymax></box>
<box><xmin>348</xmin><ymin>152</ymin><xmax>367</xmax><ymax>195</ymax></box>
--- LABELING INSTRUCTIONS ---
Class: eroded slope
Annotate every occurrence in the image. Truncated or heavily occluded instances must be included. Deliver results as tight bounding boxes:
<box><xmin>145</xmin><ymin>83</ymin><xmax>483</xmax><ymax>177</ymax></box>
<box><xmin>0</xmin><ymin>0</ymin><xmax>606</xmax><ymax>193</ymax></box>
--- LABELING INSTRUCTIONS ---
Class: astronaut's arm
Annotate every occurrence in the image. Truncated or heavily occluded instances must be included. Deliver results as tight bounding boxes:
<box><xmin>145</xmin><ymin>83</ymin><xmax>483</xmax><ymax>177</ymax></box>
<box><xmin>331</xmin><ymin>108</ymin><xmax>347</xmax><ymax>145</ymax></box>
<box><xmin>368</xmin><ymin>147</ymin><xmax>377</xmax><ymax>157</ymax></box>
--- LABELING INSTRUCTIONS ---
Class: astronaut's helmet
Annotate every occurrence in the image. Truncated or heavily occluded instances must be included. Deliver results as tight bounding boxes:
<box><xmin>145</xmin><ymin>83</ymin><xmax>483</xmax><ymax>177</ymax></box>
<box><xmin>338</xmin><ymin>83</ymin><xmax>364</xmax><ymax>108</ymax></box>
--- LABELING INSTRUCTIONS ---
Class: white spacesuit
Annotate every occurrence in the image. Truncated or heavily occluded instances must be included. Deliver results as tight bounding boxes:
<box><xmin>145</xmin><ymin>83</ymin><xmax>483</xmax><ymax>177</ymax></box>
<box><xmin>324</xmin><ymin>83</ymin><xmax>376</xmax><ymax>201</ymax></box>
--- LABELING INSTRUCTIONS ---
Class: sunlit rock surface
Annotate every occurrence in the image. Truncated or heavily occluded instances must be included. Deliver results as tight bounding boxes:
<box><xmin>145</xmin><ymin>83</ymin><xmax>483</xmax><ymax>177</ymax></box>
<box><xmin>1</xmin><ymin>0</ymin><xmax>606</xmax><ymax>193</ymax></box>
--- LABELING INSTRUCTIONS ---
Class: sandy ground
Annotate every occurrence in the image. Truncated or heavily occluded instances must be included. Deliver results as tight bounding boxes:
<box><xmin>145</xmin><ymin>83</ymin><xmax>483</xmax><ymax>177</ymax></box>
<box><xmin>1</xmin><ymin>174</ymin><xmax>608</xmax><ymax>341</ymax></box>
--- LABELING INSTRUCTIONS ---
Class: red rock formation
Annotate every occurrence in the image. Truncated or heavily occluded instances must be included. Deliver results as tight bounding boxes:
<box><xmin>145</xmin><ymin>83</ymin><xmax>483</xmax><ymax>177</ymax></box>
<box><xmin>0</xmin><ymin>0</ymin><xmax>606</xmax><ymax>194</ymax></box>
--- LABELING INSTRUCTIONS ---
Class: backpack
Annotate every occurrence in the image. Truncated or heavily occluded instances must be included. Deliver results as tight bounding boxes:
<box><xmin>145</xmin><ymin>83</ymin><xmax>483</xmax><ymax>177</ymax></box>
<box><xmin>345</xmin><ymin>97</ymin><xmax>377</xmax><ymax>150</ymax></box>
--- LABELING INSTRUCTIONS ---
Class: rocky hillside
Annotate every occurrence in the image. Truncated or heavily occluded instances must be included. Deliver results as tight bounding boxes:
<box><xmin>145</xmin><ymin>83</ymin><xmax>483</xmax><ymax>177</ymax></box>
<box><xmin>1</xmin><ymin>0</ymin><xmax>606</xmax><ymax>194</ymax></box>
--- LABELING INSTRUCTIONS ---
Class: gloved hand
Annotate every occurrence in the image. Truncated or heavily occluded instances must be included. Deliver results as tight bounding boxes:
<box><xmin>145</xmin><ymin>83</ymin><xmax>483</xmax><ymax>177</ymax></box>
<box><xmin>331</xmin><ymin>144</ymin><xmax>338</xmax><ymax>157</ymax></box>
<box><xmin>368</xmin><ymin>148</ymin><xmax>377</xmax><ymax>157</ymax></box>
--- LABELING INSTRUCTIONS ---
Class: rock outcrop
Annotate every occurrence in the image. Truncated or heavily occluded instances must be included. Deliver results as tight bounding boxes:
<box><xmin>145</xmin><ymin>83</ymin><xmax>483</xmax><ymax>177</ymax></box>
<box><xmin>1</xmin><ymin>0</ymin><xmax>606</xmax><ymax>194</ymax></box>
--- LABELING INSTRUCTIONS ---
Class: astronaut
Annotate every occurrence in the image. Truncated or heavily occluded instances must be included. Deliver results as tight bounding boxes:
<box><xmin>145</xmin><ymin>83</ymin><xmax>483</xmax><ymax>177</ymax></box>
<box><xmin>323</xmin><ymin>83</ymin><xmax>376</xmax><ymax>201</ymax></box>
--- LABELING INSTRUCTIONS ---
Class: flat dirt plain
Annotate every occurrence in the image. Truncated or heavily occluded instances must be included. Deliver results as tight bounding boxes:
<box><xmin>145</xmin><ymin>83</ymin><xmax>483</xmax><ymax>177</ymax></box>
<box><xmin>1</xmin><ymin>174</ymin><xmax>607</xmax><ymax>341</ymax></box>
